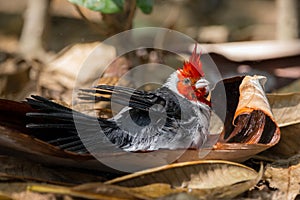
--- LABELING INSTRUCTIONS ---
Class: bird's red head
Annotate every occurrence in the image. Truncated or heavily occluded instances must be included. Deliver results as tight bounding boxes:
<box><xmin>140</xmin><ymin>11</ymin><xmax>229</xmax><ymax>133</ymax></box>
<box><xmin>176</xmin><ymin>44</ymin><xmax>211</xmax><ymax>106</ymax></box>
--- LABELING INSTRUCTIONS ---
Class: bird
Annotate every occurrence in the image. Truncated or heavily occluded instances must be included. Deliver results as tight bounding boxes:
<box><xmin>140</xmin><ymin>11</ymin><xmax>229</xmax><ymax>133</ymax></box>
<box><xmin>26</xmin><ymin>44</ymin><xmax>211</xmax><ymax>154</ymax></box>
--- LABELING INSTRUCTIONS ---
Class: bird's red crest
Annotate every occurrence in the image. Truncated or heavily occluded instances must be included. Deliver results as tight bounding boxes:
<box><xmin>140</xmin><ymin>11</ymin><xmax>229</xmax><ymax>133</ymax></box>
<box><xmin>176</xmin><ymin>44</ymin><xmax>210</xmax><ymax>105</ymax></box>
<box><xmin>179</xmin><ymin>44</ymin><xmax>204</xmax><ymax>78</ymax></box>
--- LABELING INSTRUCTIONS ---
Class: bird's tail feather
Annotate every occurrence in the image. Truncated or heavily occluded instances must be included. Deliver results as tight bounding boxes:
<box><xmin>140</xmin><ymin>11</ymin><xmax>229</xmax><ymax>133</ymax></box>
<box><xmin>25</xmin><ymin>95</ymin><xmax>105</xmax><ymax>154</ymax></box>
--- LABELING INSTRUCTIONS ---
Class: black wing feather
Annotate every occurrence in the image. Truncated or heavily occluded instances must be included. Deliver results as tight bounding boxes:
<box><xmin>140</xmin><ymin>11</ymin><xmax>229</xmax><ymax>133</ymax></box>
<box><xmin>79</xmin><ymin>85</ymin><xmax>165</xmax><ymax>111</ymax></box>
<box><xmin>26</xmin><ymin>95</ymin><xmax>125</xmax><ymax>154</ymax></box>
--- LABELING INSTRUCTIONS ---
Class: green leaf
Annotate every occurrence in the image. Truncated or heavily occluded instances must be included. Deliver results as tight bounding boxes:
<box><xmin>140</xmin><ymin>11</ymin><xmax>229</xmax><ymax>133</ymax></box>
<box><xmin>69</xmin><ymin>0</ymin><xmax>124</xmax><ymax>14</ymax></box>
<box><xmin>136</xmin><ymin>0</ymin><xmax>153</xmax><ymax>14</ymax></box>
<box><xmin>111</xmin><ymin>0</ymin><xmax>124</xmax><ymax>9</ymax></box>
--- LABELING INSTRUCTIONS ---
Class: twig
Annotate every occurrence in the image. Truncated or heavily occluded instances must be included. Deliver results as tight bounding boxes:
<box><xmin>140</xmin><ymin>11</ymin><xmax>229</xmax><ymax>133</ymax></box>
<box><xmin>74</xmin><ymin>5</ymin><xmax>109</xmax><ymax>36</ymax></box>
<box><xmin>124</xmin><ymin>0</ymin><xmax>137</xmax><ymax>30</ymax></box>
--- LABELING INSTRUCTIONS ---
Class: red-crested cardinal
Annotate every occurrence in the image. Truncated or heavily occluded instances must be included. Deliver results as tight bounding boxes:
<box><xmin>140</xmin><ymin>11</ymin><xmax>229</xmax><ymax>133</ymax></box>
<box><xmin>26</xmin><ymin>45</ymin><xmax>211</xmax><ymax>153</ymax></box>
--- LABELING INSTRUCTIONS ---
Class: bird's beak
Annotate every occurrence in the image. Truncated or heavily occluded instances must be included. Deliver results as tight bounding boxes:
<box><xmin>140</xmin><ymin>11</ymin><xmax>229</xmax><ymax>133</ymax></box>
<box><xmin>195</xmin><ymin>78</ymin><xmax>209</xmax><ymax>89</ymax></box>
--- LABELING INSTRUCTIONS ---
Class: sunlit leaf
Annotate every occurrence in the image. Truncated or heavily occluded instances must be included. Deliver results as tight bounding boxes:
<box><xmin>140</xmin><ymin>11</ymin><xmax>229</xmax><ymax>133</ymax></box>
<box><xmin>69</xmin><ymin>0</ymin><xmax>124</xmax><ymax>14</ymax></box>
<box><xmin>29</xmin><ymin>183</ymin><xmax>139</xmax><ymax>200</ymax></box>
<box><xmin>29</xmin><ymin>161</ymin><xmax>261</xmax><ymax>199</ymax></box>
<box><xmin>106</xmin><ymin>160</ymin><xmax>263</xmax><ymax>199</ymax></box>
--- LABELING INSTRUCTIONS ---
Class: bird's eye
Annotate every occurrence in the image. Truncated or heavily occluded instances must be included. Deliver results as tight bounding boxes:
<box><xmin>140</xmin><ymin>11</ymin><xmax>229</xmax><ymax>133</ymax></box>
<box><xmin>183</xmin><ymin>78</ymin><xmax>191</xmax><ymax>85</ymax></box>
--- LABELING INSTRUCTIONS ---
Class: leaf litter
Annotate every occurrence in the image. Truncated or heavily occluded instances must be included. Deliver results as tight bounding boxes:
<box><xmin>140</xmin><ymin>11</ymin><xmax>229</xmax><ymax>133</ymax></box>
<box><xmin>23</xmin><ymin>160</ymin><xmax>263</xmax><ymax>200</ymax></box>
<box><xmin>0</xmin><ymin>43</ymin><xmax>300</xmax><ymax>199</ymax></box>
<box><xmin>264</xmin><ymin>154</ymin><xmax>300</xmax><ymax>200</ymax></box>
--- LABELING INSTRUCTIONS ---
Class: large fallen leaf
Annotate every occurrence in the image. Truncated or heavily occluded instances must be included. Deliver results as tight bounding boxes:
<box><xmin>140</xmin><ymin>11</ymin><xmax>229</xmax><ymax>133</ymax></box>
<box><xmin>264</xmin><ymin>154</ymin><xmax>300</xmax><ymax>200</ymax></box>
<box><xmin>0</xmin><ymin>183</ymin><xmax>63</xmax><ymax>200</ymax></box>
<box><xmin>205</xmin><ymin>75</ymin><xmax>280</xmax><ymax>162</ymax></box>
<box><xmin>29</xmin><ymin>183</ymin><xmax>137</xmax><ymax>200</ymax></box>
<box><xmin>269</xmin><ymin>124</ymin><xmax>300</xmax><ymax>157</ymax></box>
<box><xmin>219</xmin><ymin>75</ymin><xmax>280</xmax><ymax>144</ymax></box>
<box><xmin>29</xmin><ymin>183</ymin><xmax>178</xmax><ymax>200</ymax></box>
<box><xmin>178</xmin><ymin>143</ymin><xmax>271</xmax><ymax>163</ymax></box>
<box><xmin>263</xmin><ymin>93</ymin><xmax>300</xmax><ymax>158</ymax></box>
<box><xmin>105</xmin><ymin>160</ymin><xmax>263</xmax><ymax>199</ymax></box>
<box><xmin>267</xmin><ymin>93</ymin><xmax>300</xmax><ymax>127</ymax></box>
<box><xmin>23</xmin><ymin>160</ymin><xmax>262</xmax><ymax>200</ymax></box>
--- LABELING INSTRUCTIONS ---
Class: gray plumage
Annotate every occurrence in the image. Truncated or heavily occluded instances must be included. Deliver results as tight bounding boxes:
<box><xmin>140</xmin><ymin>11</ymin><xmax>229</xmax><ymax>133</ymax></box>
<box><xmin>26</xmin><ymin>72</ymin><xmax>211</xmax><ymax>153</ymax></box>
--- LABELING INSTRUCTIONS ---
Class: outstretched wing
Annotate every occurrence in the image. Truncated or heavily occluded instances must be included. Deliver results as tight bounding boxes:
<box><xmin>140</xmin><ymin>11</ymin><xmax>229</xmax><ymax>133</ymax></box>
<box><xmin>79</xmin><ymin>85</ymin><xmax>166</xmax><ymax>111</ymax></box>
<box><xmin>79</xmin><ymin>85</ymin><xmax>186</xmax><ymax>125</ymax></box>
<box><xmin>78</xmin><ymin>85</ymin><xmax>193</xmax><ymax>151</ymax></box>
<box><xmin>26</xmin><ymin>85</ymin><xmax>190</xmax><ymax>152</ymax></box>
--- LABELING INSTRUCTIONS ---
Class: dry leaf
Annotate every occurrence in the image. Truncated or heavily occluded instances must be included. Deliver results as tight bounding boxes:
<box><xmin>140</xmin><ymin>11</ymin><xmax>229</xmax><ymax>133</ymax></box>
<box><xmin>0</xmin><ymin>183</ymin><xmax>66</xmax><ymax>200</ymax></box>
<box><xmin>177</xmin><ymin>144</ymin><xmax>271</xmax><ymax>163</ymax></box>
<box><xmin>29</xmin><ymin>183</ymin><xmax>144</xmax><ymax>200</ymax></box>
<box><xmin>106</xmin><ymin>160</ymin><xmax>263</xmax><ymax>199</ymax></box>
<box><xmin>29</xmin><ymin>185</ymin><xmax>114</xmax><ymax>200</ymax></box>
<box><xmin>219</xmin><ymin>75</ymin><xmax>280</xmax><ymax>144</ymax></box>
<box><xmin>264</xmin><ymin>93</ymin><xmax>300</xmax><ymax>158</ymax></box>
<box><xmin>269</xmin><ymin>124</ymin><xmax>300</xmax><ymax>157</ymax></box>
<box><xmin>205</xmin><ymin>76</ymin><xmax>280</xmax><ymax>162</ymax></box>
<box><xmin>264</xmin><ymin>154</ymin><xmax>300</xmax><ymax>200</ymax></box>
<box><xmin>267</xmin><ymin>93</ymin><xmax>300</xmax><ymax>127</ymax></box>
<box><xmin>39</xmin><ymin>42</ymin><xmax>116</xmax><ymax>102</ymax></box>
<box><xmin>27</xmin><ymin>160</ymin><xmax>263</xmax><ymax>200</ymax></box>
<box><xmin>276</xmin><ymin>79</ymin><xmax>300</xmax><ymax>93</ymax></box>
<box><xmin>0</xmin><ymin>54</ymin><xmax>33</xmax><ymax>100</ymax></box>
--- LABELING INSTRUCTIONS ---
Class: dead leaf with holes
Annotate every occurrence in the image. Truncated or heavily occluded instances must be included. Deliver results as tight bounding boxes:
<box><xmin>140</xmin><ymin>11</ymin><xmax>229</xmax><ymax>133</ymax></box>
<box><xmin>264</xmin><ymin>154</ymin><xmax>300</xmax><ymax>200</ymax></box>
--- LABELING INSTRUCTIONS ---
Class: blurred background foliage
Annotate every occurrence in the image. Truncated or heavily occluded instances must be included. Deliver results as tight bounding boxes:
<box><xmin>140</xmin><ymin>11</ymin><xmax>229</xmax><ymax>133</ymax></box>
<box><xmin>0</xmin><ymin>0</ymin><xmax>299</xmax><ymax>100</ymax></box>
<box><xmin>0</xmin><ymin>0</ymin><xmax>299</xmax><ymax>53</ymax></box>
